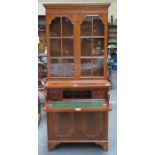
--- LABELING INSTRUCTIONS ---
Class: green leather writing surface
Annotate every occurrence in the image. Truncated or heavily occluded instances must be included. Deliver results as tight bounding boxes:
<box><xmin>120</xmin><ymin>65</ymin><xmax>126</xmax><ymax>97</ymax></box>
<box><xmin>49</xmin><ymin>101</ymin><xmax>106</xmax><ymax>108</ymax></box>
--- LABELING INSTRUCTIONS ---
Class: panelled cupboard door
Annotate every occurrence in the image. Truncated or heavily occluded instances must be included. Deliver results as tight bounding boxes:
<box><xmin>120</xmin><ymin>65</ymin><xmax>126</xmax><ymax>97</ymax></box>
<box><xmin>77</xmin><ymin>14</ymin><xmax>108</xmax><ymax>79</ymax></box>
<box><xmin>47</xmin><ymin>113</ymin><xmax>75</xmax><ymax>140</ymax></box>
<box><xmin>77</xmin><ymin>112</ymin><xmax>106</xmax><ymax>140</ymax></box>
<box><xmin>46</xmin><ymin>14</ymin><xmax>77</xmax><ymax>79</ymax></box>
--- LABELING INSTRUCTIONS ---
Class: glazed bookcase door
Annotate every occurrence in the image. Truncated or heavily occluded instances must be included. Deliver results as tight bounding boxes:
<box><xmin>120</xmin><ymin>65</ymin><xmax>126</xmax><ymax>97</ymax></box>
<box><xmin>80</xmin><ymin>15</ymin><xmax>105</xmax><ymax>78</ymax></box>
<box><xmin>49</xmin><ymin>16</ymin><xmax>75</xmax><ymax>78</ymax></box>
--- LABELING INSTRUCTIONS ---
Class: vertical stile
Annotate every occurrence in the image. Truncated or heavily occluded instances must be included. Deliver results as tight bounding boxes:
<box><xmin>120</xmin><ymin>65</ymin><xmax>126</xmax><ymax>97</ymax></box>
<box><xmin>103</xmin><ymin>15</ymin><xmax>108</xmax><ymax>80</ymax></box>
<box><xmin>60</xmin><ymin>17</ymin><xmax>64</xmax><ymax>77</ymax></box>
<box><xmin>91</xmin><ymin>16</ymin><xmax>94</xmax><ymax>76</ymax></box>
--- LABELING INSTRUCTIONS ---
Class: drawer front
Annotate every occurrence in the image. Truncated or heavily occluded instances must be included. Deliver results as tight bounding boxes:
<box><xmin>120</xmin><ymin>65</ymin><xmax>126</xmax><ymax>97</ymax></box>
<box><xmin>92</xmin><ymin>89</ymin><xmax>108</xmax><ymax>99</ymax></box>
<box><xmin>47</xmin><ymin>89</ymin><xmax>63</xmax><ymax>101</ymax></box>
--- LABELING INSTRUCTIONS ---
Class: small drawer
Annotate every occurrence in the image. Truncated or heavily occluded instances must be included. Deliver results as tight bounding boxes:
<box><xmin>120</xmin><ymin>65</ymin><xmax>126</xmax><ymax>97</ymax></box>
<box><xmin>50</xmin><ymin>89</ymin><xmax>62</xmax><ymax>95</ymax></box>
<box><xmin>96</xmin><ymin>90</ymin><xmax>102</xmax><ymax>95</ymax></box>
<box><xmin>92</xmin><ymin>89</ymin><xmax>108</xmax><ymax>99</ymax></box>
<box><xmin>47</xmin><ymin>89</ymin><xmax>62</xmax><ymax>101</ymax></box>
<box><xmin>50</xmin><ymin>95</ymin><xmax>62</xmax><ymax>101</ymax></box>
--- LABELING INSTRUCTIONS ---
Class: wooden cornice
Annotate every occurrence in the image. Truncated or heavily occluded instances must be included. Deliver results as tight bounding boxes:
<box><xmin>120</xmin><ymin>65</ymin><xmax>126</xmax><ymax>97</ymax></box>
<box><xmin>44</xmin><ymin>3</ymin><xmax>111</xmax><ymax>12</ymax></box>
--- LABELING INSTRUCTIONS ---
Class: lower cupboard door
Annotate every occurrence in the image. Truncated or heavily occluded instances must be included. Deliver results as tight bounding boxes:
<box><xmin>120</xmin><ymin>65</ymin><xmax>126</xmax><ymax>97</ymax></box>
<box><xmin>77</xmin><ymin>112</ymin><xmax>108</xmax><ymax>140</ymax></box>
<box><xmin>47</xmin><ymin>112</ymin><xmax>75</xmax><ymax>140</ymax></box>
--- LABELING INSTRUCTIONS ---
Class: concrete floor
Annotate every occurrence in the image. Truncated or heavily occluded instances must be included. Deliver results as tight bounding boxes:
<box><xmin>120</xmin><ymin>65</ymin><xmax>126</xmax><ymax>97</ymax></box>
<box><xmin>38</xmin><ymin>70</ymin><xmax>117</xmax><ymax>155</ymax></box>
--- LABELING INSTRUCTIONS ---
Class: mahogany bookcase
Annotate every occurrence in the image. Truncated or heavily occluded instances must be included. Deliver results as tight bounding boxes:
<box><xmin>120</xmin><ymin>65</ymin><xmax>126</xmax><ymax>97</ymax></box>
<box><xmin>43</xmin><ymin>3</ymin><xmax>111</xmax><ymax>151</ymax></box>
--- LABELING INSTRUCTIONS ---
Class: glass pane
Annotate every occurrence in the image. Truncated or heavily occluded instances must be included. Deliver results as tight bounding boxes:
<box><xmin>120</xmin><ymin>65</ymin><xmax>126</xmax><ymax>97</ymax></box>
<box><xmin>50</xmin><ymin>39</ymin><xmax>61</xmax><ymax>56</ymax></box>
<box><xmin>92</xmin><ymin>58</ymin><xmax>104</xmax><ymax>76</ymax></box>
<box><xmin>63</xmin><ymin>59</ymin><xmax>74</xmax><ymax>77</ymax></box>
<box><xmin>62</xmin><ymin>39</ymin><xmax>73</xmax><ymax>57</ymax></box>
<box><xmin>51</xmin><ymin>59</ymin><xmax>62</xmax><ymax>77</ymax></box>
<box><xmin>81</xmin><ymin>16</ymin><xmax>92</xmax><ymax>36</ymax></box>
<box><xmin>62</xmin><ymin>17</ymin><xmax>73</xmax><ymax>36</ymax></box>
<box><xmin>81</xmin><ymin>38</ymin><xmax>91</xmax><ymax>56</ymax></box>
<box><xmin>50</xmin><ymin>17</ymin><xmax>61</xmax><ymax>37</ymax></box>
<box><xmin>93</xmin><ymin>16</ymin><xmax>104</xmax><ymax>36</ymax></box>
<box><xmin>93</xmin><ymin>38</ymin><xmax>104</xmax><ymax>56</ymax></box>
<box><xmin>81</xmin><ymin>59</ymin><xmax>92</xmax><ymax>76</ymax></box>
